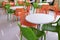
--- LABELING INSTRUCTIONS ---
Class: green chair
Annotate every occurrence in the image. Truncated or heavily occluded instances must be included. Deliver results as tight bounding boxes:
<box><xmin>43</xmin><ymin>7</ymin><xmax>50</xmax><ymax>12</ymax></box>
<box><xmin>4</xmin><ymin>4</ymin><xmax>14</xmax><ymax>21</ymax></box>
<box><xmin>25</xmin><ymin>2</ymin><xmax>30</xmax><ymax>6</ymax></box>
<box><xmin>18</xmin><ymin>23</ymin><xmax>46</xmax><ymax>40</ymax></box>
<box><xmin>4</xmin><ymin>4</ymin><xmax>14</xmax><ymax>14</ymax></box>
<box><xmin>32</xmin><ymin>2</ymin><xmax>38</xmax><ymax>13</ymax></box>
<box><xmin>33</xmin><ymin>2</ymin><xmax>38</xmax><ymax>9</ymax></box>
<box><xmin>42</xmin><ymin>18</ymin><xmax>60</xmax><ymax>40</ymax></box>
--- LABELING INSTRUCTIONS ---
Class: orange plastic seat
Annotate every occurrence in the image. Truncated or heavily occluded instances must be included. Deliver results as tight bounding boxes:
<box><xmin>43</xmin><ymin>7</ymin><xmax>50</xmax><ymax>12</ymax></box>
<box><xmin>15</xmin><ymin>8</ymin><xmax>26</xmax><ymax>16</ymax></box>
<box><xmin>2</xmin><ymin>1</ymin><xmax>7</xmax><ymax>7</ymax></box>
<box><xmin>50</xmin><ymin>3</ymin><xmax>59</xmax><ymax>15</ymax></box>
<box><xmin>2</xmin><ymin>1</ymin><xmax>8</xmax><ymax>14</ymax></box>
<box><xmin>36</xmin><ymin>8</ymin><xmax>45</xmax><ymax>13</ymax></box>
<box><xmin>17</xmin><ymin>1</ymin><xmax>24</xmax><ymax>5</ymax></box>
<box><xmin>36</xmin><ymin>5</ymin><xmax>50</xmax><ymax>14</ymax></box>
<box><xmin>41</xmin><ymin>5</ymin><xmax>50</xmax><ymax>14</ymax></box>
<box><xmin>9</xmin><ymin>1</ymin><xmax>15</xmax><ymax>6</ymax></box>
<box><xmin>19</xmin><ymin>11</ymin><xmax>37</xmax><ymax>27</ymax></box>
<box><xmin>36</xmin><ymin>4</ymin><xmax>58</xmax><ymax>19</ymax></box>
<box><xmin>15</xmin><ymin>8</ymin><xmax>37</xmax><ymax>27</ymax></box>
<box><xmin>26</xmin><ymin>5</ymin><xmax>31</xmax><ymax>12</ymax></box>
<box><xmin>49</xmin><ymin>3</ymin><xmax>59</xmax><ymax>19</ymax></box>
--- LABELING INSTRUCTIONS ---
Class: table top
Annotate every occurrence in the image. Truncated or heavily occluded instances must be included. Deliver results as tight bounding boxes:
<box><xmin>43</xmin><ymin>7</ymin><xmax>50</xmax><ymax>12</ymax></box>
<box><xmin>38</xmin><ymin>3</ymin><xmax>49</xmax><ymax>5</ymax></box>
<box><xmin>26</xmin><ymin>14</ymin><xmax>54</xmax><ymax>24</ymax></box>
<box><xmin>10</xmin><ymin>6</ymin><xmax>24</xmax><ymax>10</ymax></box>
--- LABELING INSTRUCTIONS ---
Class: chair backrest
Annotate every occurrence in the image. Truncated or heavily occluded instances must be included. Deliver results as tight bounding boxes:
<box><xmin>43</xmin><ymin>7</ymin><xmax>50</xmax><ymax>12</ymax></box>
<box><xmin>19</xmin><ymin>12</ymin><xmax>36</xmax><ymax>27</ymax></box>
<box><xmin>15</xmin><ymin>8</ymin><xmax>25</xmax><ymax>16</ymax></box>
<box><xmin>36</xmin><ymin>8</ymin><xmax>44</xmax><ymax>13</ymax></box>
<box><xmin>26</xmin><ymin>5</ymin><xmax>31</xmax><ymax>12</ymax></box>
<box><xmin>17</xmin><ymin>1</ymin><xmax>24</xmax><ymax>5</ymax></box>
<box><xmin>36</xmin><ymin>5</ymin><xmax>50</xmax><ymax>14</ymax></box>
<box><xmin>15</xmin><ymin>8</ymin><xmax>37</xmax><ymax>27</ymax></box>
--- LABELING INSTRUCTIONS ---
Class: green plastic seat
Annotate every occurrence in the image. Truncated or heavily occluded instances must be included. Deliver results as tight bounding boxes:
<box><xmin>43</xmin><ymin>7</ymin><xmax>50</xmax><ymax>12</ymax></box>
<box><xmin>4</xmin><ymin>4</ymin><xmax>14</xmax><ymax>21</ymax></box>
<box><xmin>42</xmin><ymin>18</ymin><xmax>60</xmax><ymax>40</ymax></box>
<box><xmin>18</xmin><ymin>23</ymin><xmax>46</xmax><ymax>40</ymax></box>
<box><xmin>4</xmin><ymin>4</ymin><xmax>14</xmax><ymax>14</ymax></box>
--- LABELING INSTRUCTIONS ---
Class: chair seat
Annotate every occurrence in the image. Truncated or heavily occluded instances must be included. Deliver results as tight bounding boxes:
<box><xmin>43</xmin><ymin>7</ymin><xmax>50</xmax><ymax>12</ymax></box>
<box><xmin>42</xmin><ymin>24</ymin><xmax>57</xmax><ymax>32</ymax></box>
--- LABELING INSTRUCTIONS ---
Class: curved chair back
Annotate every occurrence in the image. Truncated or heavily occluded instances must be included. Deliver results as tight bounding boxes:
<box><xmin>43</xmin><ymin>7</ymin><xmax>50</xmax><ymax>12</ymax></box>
<box><xmin>2</xmin><ymin>1</ymin><xmax>7</xmax><ymax>7</ymax></box>
<box><xmin>15</xmin><ymin>8</ymin><xmax>37</xmax><ymax>27</ymax></box>
<box><xmin>17</xmin><ymin>1</ymin><xmax>24</xmax><ymax>6</ymax></box>
<box><xmin>9</xmin><ymin>1</ymin><xmax>15</xmax><ymax>6</ymax></box>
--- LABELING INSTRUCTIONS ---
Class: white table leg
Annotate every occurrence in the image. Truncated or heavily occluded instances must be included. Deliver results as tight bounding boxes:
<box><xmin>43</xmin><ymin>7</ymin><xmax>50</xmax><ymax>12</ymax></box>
<box><xmin>37</xmin><ymin>24</ymin><xmax>43</xmax><ymax>40</ymax></box>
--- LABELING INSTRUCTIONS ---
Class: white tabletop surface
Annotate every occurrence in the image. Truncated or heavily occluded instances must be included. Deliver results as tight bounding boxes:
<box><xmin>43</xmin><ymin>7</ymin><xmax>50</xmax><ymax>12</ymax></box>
<box><xmin>26</xmin><ymin>14</ymin><xmax>54</xmax><ymax>24</ymax></box>
<box><xmin>38</xmin><ymin>3</ymin><xmax>49</xmax><ymax>5</ymax></box>
<box><xmin>10</xmin><ymin>6</ymin><xmax>24</xmax><ymax>10</ymax></box>
<box><xmin>46</xmin><ymin>0</ymin><xmax>53</xmax><ymax>2</ymax></box>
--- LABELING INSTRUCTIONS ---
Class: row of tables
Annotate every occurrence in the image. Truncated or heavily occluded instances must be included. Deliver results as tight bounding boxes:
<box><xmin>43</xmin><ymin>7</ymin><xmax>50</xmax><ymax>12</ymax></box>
<box><xmin>10</xmin><ymin>3</ymin><xmax>49</xmax><ymax>10</ymax></box>
<box><xmin>9</xmin><ymin>3</ymin><xmax>60</xmax><ymax>40</ymax></box>
<box><xmin>10</xmin><ymin>2</ymin><xmax>60</xmax><ymax>31</ymax></box>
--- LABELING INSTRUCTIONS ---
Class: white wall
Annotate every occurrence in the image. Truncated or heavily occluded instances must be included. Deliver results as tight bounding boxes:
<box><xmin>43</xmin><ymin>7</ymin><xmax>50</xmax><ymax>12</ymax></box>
<box><xmin>0</xmin><ymin>0</ymin><xmax>8</xmax><ymax>2</ymax></box>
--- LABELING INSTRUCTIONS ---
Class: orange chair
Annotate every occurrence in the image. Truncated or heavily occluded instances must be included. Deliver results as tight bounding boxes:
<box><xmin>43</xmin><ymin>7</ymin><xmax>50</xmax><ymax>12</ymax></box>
<box><xmin>15</xmin><ymin>8</ymin><xmax>37</xmax><ymax>28</ymax></box>
<box><xmin>41</xmin><ymin>5</ymin><xmax>50</xmax><ymax>14</ymax></box>
<box><xmin>14</xmin><ymin>8</ymin><xmax>26</xmax><ymax>16</ymax></box>
<box><xmin>2</xmin><ymin>1</ymin><xmax>8</xmax><ymax>7</ymax></box>
<box><xmin>26</xmin><ymin>5</ymin><xmax>31</xmax><ymax>13</ymax></box>
<box><xmin>20</xmin><ymin>11</ymin><xmax>37</xmax><ymax>27</ymax></box>
<box><xmin>36</xmin><ymin>8</ymin><xmax>45</xmax><ymax>13</ymax></box>
<box><xmin>36</xmin><ymin>5</ymin><xmax>50</xmax><ymax>14</ymax></box>
<box><xmin>17</xmin><ymin>1</ymin><xmax>24</xmax><ymax>5</ymax></box>
<box><xmin>9</xmin><ymin>1</ymin><xmax>15</xmax><ymax>6</ymax></box>
<box><xmin>50</xmin><ymin>3</ymin><xmax>59</xmax><ymax>15</ymax></box>
<box><xmin>2</xmin><ymin>1</ymin><xmax>8</xmax><ymax>14</ymax></box>
<box><xmin>49</xmin><ymin>3</ymin><xmax>59</xmax><ymax>19</ymax></box>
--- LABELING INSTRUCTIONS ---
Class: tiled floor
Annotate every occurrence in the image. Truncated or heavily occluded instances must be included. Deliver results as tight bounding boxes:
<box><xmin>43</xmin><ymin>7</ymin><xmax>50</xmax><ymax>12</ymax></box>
<box><xmin>0</xmin><ymin>8</ymin><xmax>58</xmax><ymax>40</ymax></box>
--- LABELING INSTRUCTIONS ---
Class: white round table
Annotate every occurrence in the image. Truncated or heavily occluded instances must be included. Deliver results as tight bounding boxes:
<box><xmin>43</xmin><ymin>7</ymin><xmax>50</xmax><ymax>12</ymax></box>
<box><xmin>10</xmin><ymin>6</ymin><xmax>24</xmax><ymax>10</ymax></box>
<box><xmin>26</xmin><ymin>14</ymin><xmax>55</xmax><ymax>30</ymax></box>
<box><xmin>26</xmin><ymin>14</ymin><xmax>54</xmax><ymax>40</ymax></box>
<box><xmin>26</xmin><ymin>14</ymin><xmax>54</xmax><ymax>24</ymax></box>
<box><xmin>38</xmin><ymin>3</ymin><xmax>49</xmax><ymax>5</ymax></box>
